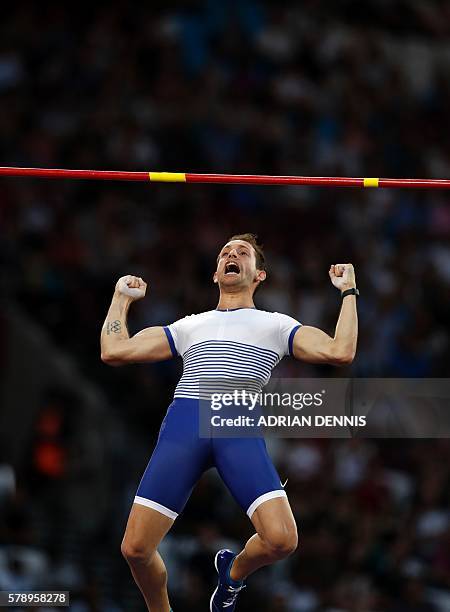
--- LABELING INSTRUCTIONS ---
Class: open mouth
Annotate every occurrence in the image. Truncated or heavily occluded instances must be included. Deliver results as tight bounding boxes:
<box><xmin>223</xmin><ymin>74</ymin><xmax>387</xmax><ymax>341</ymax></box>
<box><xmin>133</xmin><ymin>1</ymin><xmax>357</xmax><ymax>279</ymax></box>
<box><xmin>225</xmin><ymin>261</ymin><xmax>240</xmax><ymax>275</ymax></box>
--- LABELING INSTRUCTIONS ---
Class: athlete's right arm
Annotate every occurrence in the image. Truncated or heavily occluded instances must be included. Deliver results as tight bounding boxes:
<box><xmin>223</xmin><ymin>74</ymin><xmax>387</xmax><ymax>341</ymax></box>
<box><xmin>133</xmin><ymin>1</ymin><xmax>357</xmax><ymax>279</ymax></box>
<box><xmin>100</xmin><ymin>275</ymin><xmax>173</xmax><ymax>366</ymax></box>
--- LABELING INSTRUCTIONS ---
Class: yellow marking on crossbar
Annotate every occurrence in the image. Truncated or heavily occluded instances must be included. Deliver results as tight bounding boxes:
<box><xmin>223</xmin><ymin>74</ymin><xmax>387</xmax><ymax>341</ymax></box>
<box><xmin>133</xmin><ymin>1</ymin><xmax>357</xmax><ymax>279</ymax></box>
<box><xmin>363</xmin><ymin>178</ymin><xmax>379</xmax><ymax>188</ymax></box>
<box><xmin>149</xmin><ymin>172</ymin><xmax>186</xmax><ymax>182</ymax></box>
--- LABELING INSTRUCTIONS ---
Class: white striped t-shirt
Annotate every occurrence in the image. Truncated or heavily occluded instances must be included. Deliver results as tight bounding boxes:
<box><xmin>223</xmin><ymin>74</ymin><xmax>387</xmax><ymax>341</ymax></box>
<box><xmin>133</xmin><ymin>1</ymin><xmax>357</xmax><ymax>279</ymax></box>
<box><xmin>163</xmin><ymin>308</ymin><xmax>301</xmax><ymax>400</ymax></box>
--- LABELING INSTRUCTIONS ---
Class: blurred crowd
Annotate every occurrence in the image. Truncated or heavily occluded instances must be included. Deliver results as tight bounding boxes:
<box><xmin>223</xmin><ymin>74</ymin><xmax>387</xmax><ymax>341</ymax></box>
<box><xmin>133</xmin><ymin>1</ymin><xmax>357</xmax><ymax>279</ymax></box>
<box><xmin>1</xmin><ymin>2</ymin><xmax>449</xmax><ymax>610</ymax></box>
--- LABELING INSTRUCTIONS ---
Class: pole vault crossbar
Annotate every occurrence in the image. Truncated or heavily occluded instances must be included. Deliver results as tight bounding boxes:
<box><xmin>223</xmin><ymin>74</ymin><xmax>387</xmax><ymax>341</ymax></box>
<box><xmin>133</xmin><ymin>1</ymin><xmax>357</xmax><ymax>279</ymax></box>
<box><xmin>1</xmin><ymin>167</ymin><xmax>450</xmax><ymax>189</ymax></box>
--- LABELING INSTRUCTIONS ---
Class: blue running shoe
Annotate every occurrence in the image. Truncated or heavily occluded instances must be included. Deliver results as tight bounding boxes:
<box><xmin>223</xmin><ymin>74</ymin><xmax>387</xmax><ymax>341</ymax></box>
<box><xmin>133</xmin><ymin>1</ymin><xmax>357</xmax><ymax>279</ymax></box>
<box><xmin>210</xmin><ymin>549</ymin><xmax>246</xmax><ymax>611</ymax></box>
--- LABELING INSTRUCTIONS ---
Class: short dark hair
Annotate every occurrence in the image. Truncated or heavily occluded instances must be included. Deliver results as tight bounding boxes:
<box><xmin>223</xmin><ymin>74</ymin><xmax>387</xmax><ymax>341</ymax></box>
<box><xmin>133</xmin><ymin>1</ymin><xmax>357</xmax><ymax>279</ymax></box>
<box><xmin>227</xmin><ymin>233</ymin><xmax>266</xmax><ymax>270</ymax></box>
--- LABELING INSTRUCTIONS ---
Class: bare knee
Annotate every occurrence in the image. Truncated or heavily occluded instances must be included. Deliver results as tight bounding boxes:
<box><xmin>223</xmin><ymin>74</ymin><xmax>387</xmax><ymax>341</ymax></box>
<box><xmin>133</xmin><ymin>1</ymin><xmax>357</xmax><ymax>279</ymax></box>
<box><xmin>121</xmin><ymin>538</ymin><xmax>157</xmax><ymax>566</ymax></box>
<box><xmin>262</xmin><ymin>524</ymin><xmax>298</xmax><ymax>560</ymax></box>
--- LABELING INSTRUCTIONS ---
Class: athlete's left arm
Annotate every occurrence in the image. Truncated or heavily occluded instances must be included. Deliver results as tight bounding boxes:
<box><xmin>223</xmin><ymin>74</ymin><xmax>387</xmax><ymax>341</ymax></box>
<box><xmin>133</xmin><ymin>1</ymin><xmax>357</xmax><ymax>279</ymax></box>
<box><xmin>292</xmin><ymin>263</ymin><xmax>358</xmax><ymax>366</ymax></box>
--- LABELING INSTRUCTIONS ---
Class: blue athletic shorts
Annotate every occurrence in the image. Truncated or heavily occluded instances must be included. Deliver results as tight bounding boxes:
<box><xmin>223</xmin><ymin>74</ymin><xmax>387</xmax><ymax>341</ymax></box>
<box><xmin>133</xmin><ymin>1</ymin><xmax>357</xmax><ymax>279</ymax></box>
<box><xmin>134</xmin><ymin>398</ymin><xmax>286</xmax><ymax>520</ymax></box>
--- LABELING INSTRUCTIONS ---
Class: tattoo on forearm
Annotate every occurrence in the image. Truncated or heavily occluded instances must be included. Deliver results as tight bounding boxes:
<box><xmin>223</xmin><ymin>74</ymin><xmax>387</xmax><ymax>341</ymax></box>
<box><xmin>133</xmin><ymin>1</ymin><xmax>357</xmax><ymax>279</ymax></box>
<box><xmin>106</xmin><ymin>320</ymin><xmax>122</xmax><ymax>335</ymax></box>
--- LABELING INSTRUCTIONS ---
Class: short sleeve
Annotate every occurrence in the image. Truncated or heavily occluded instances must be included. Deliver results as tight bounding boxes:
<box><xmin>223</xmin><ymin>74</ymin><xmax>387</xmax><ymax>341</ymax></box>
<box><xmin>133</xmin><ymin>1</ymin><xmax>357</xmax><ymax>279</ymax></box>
<box><xmin>163</xmin><ymin>318</ymin><xmax>185</xmax><ymax>358</ymax></box>
<box><xmin>276</xmin><ymin>312</ymin><xmax>302</xmax><ymax>357</ymax></box>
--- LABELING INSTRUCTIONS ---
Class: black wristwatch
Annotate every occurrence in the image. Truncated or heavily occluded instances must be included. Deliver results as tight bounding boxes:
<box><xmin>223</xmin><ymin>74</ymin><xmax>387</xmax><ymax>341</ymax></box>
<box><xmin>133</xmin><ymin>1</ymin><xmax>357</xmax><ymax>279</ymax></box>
<box><xmin>341</xmin><ymin>287</ymin><xmax>359</xmax><ymax>298</ymax></box>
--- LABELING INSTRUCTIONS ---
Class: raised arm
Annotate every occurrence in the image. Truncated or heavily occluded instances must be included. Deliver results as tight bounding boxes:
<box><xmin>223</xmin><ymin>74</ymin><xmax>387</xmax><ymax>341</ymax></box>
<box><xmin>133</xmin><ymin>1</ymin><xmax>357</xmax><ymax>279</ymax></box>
<box><xmin>100</xmin><ymin>275</ymin><xmax>173</xmax><ymax>366</ymax></box>
<box><xmin>292</xmin><ymin>264</ymin><xmax>358</xmax><ymax>366</ymax></box>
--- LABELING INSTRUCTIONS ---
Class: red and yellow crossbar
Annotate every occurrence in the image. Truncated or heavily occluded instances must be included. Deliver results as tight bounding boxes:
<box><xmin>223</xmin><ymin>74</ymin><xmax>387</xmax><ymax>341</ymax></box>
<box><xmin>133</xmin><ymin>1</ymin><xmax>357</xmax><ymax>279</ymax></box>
<box><xmin>1</xmin><ymin>167</ymin><xmax>450</xmax><ymax>188</ymax></box>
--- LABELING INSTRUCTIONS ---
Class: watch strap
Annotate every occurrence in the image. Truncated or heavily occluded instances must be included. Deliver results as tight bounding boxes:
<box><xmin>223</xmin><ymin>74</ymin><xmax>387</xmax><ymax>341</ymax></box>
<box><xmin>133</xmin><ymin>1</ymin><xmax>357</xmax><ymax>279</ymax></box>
<box><xmin>341</xmin><ymin>287</ymin><xmax>359</xmax><ymax>298</ymax></box>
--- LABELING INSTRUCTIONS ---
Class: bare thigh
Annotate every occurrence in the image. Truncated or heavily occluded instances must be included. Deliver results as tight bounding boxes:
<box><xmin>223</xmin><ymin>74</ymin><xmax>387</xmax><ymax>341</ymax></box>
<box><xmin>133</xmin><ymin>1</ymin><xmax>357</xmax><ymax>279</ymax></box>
<box><xmin>251</xmin><ymin>496</ymin><xmax>297</xmax><ymax>544</ymax></box>
<box><xmin>122</xmin><ymin>503</ymin><xmax>174</xmax><ymax>555</ymax></box>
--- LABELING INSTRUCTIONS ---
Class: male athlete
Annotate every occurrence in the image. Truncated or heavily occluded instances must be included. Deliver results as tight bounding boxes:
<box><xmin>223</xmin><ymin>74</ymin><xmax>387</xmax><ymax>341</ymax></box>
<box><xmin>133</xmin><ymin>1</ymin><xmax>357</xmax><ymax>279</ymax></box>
<box><xmin>100</xmin><ymin>233</ymin><xmax>358</xmax><ymax>612</ymax></box>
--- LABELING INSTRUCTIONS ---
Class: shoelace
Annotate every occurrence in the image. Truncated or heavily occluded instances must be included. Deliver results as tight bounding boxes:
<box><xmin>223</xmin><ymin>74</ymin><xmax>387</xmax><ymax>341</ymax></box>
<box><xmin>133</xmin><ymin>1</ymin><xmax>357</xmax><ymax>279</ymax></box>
<box><xmin>223</xmin><ymin>584</ymin><xmax>246</xmax><ymax>608</ymax></box>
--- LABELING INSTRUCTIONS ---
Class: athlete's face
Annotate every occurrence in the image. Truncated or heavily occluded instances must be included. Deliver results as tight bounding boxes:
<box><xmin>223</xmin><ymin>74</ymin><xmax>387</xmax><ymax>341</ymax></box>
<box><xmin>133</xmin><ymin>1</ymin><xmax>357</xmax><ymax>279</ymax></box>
<box><xmin>214</xmin><ymin>240</ymin><xmax>266</xmax><ymax>291</ymax></box>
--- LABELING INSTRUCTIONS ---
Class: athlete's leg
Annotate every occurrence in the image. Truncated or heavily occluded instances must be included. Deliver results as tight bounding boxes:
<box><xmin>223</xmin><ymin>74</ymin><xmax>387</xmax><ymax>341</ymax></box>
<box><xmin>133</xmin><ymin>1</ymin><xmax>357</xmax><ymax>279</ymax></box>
<box><xmin>124</xmin><ymin>399</ymin><xmax>212</xmax><ymax>611</ymax></box>
<box><xmin>229</xmin><ymin>496</ymin><xmax>298</xmax><ymax>581</ymax></box>
<box><xmin>121</xmin><ymin>503</ymin><xmax>174</xmax><ymax>612</ymax></box>
<box><xmin>213</xmin><ymin>436</ymin><xmax>298</xmax><ymax>582</ymax></box>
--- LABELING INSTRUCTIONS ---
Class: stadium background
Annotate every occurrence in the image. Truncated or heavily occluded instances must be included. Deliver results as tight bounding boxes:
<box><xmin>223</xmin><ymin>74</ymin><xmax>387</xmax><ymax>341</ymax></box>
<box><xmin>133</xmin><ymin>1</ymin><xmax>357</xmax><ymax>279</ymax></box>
<box><xmin>0</xmin><ymin>2</ymin><xmax>449</xmax><ymax>610</ymax></box>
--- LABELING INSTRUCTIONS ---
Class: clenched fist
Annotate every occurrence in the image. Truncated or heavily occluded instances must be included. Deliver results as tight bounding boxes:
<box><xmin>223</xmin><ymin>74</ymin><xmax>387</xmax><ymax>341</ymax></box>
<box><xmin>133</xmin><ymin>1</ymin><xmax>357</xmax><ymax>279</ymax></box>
<box><xmin>115</xmin><ymin>275</ymin><xmax>147</xmax><ymax>301</ymax></box>
<box><xmin>329</xmin><ymin>264</ymin><xmax>356</xmax><ymax>292</ymax></box>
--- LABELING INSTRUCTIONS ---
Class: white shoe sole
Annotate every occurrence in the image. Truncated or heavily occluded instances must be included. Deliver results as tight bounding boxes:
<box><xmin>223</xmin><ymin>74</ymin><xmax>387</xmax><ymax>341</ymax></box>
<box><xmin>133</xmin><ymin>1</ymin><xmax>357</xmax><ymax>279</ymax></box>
<box><xmin>209</xmin><ymin>551</ymin><xmax>221</xmax><ymax>612</ymax></box>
